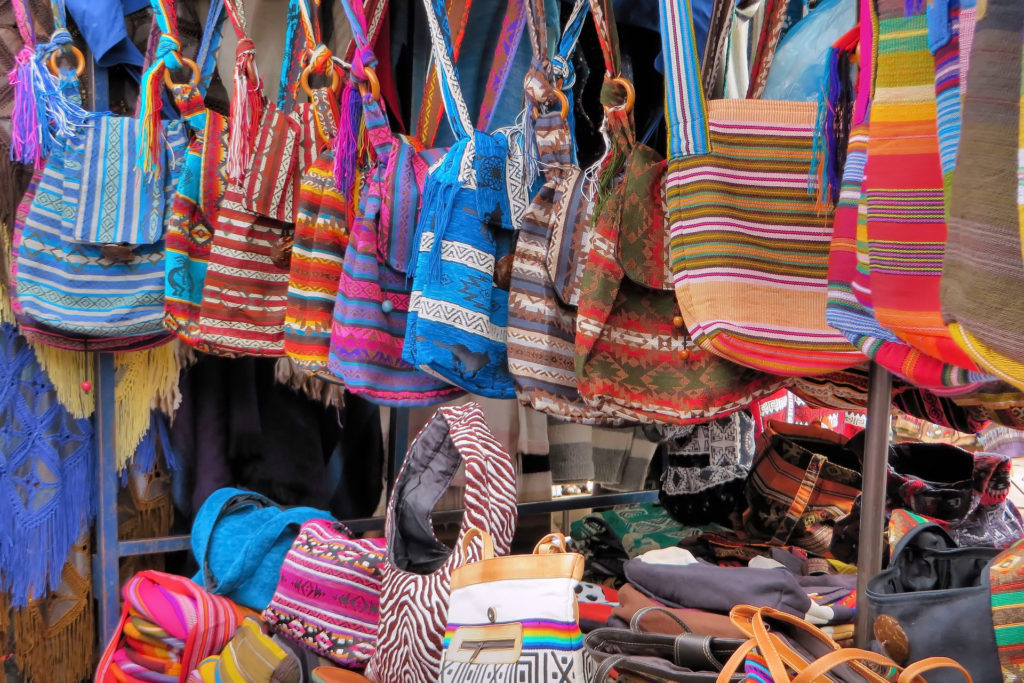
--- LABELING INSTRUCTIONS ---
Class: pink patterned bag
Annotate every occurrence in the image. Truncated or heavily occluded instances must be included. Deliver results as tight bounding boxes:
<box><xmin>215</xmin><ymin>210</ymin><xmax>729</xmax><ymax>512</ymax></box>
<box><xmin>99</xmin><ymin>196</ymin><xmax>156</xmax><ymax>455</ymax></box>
<box><xmin>263</xmin><ymin>519</ymin><xmax>387</xmax><ymax>669</ymax></box>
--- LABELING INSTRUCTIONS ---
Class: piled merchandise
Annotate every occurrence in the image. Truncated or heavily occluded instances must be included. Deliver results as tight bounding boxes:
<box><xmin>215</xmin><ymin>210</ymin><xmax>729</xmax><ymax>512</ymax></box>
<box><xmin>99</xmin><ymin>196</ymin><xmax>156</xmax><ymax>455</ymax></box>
<box><xmin>3</xmin><ymin>0</ymin><xmax>1024</xmax><ymax>679</ymax></box>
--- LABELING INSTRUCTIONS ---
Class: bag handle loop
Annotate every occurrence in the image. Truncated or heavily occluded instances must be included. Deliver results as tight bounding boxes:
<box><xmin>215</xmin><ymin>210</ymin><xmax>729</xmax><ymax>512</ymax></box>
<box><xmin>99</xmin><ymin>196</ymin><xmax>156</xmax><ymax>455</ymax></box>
<box><xmin>532</xmin><ymin>532</ymin><xmax>568</xmax><ymax>554</ymax></box>
<box><xmin>629</xmin><ymin>606</ymin><xmax>694</xmax><ymax>634</ymax></box>
<box><xmin>460</xmin><ymin>526</ymin><xmax>496</xmax><ymax>563</ymax></box>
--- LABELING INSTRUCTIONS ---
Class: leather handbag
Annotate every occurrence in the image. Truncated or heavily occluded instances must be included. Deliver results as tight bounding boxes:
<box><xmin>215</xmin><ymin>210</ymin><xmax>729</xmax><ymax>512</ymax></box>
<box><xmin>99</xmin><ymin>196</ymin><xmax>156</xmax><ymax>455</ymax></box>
<box><xmin>439</xmin><ymin>529</ymin><xmax>589</xmax><ymax>682</ymax></box>
<box><xmin>866</xmin><ymin>522</ymin><xmax>1017</xmax><ymax>683</ymax></box>
<box><xmin>506</xmin><ymin>0</ymin><xmax>621</xmax><ymax>424</ymax></box>
<box><xmin>572</xmin><ymin>0</ymin><xmax>782</xmax><ymax>425</ymax></box>
<box><xmin>189</xmin><ymin>487</ymin><xmax>332</xmax><ymax>612</ymax></box>
<box><xmin>163</xmin><ymin>1</ymin><xmax>231</xmax><ymax>351</ymax></box>
<box><xmin>742</xmin><ymin>420</ymin><xmax>861</xmax><ymax>556</ymax></box>
<box><xmin>662</xmin><ymin>0</ymin><xmax>864</xmax><ymax>376</ymax></box>
<box><xmin>366</xmin><ymin>403</ymin><xmax>518</xmax><ymax>683</ymax></box>
<box><xmin>16</xmin><ymin>9</ymin><xmax>187</xmax><ymax>340</ymax></box>
<box><xmin>401</xmin><ymin>0</ymin><xmax>529</xmax><ymax>399</ymax></box>
<box><xmin>326</xmin><ymin>0</ymin><xmax>463</xmax><ymax>406</ymax></box>
<box><xmin>263</xmin><ymin>518</ymin><xmax>387</xmax><ymax>669</ymax></box>
<box><xmin>585</xmin><ymin>607</ymin><xmax>746</xmax><ymax>682</ymax></box>
<box><xmin>197</xmin><ymin>0</ymin><xmax>323</xmax><ymax>357</ymax></box>
<box><xmin>713</xmin><ymin>605</ymin><xmax>971</xmax><ymax>683</ymax></box>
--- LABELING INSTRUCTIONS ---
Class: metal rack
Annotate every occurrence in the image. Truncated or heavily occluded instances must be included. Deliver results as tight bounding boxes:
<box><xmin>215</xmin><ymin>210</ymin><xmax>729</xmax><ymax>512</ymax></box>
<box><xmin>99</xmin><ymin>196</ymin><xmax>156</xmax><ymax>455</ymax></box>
<box><xmin>82</xmin><ymin>60</ymin><xmax>896</xmax><ymax>650</ymax></box>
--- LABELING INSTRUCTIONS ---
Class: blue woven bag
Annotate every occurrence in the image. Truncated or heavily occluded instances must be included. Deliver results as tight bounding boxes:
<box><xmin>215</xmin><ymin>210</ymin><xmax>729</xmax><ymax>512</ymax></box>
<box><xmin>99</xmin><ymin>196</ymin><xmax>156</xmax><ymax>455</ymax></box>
<box><xmin>402</xmin><ymin>0</ymin><xmax>529</xmax><ymax>398</ymax></box>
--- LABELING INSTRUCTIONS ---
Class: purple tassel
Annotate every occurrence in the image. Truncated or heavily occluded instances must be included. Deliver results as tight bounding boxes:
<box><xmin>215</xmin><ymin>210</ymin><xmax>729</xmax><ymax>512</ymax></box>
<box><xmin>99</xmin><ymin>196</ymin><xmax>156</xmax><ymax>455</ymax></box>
<box><xmin>333</xmin><ymin>82</ymin><xmax>363</xmax><ymax>196</ymax></box>
<box><xmin>8</xmin><ymin>49</ymin><xmax>43</xmax><ymax>167</ymax></box>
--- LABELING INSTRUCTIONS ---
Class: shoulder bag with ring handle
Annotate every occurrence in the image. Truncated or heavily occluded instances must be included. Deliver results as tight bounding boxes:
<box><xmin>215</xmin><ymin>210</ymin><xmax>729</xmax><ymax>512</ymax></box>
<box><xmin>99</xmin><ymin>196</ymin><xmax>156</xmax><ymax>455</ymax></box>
<box><xmin>571</xmin><ymin>0</ymin><xmax>783</xmax><ymax>424</ymax></box>
<box><xmin>197</xmin><ymin>0</ymin><xmax>329</xmax><ymax>357</ymax></box>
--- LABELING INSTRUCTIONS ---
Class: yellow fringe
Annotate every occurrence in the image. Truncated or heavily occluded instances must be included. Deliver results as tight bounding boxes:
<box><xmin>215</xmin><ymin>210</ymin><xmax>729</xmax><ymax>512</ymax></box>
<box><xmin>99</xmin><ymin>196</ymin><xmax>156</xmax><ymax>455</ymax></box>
<box><xmin>114</xmin><ymin>343</ymin><xmax>182</xmax><ymax>471</ymax></box>
<box><xmin>27</xmin><ymin>343</ymin><xmax>95</xmax><ymax>419</ymax></box>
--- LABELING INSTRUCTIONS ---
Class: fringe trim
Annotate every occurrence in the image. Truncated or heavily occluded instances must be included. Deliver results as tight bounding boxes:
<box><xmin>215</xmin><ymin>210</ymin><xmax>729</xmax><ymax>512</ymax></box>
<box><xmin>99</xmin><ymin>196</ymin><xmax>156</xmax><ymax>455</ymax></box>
<box><xmin>273</xmin><ymin>357</ymin><xmax>346</xmax><ymax>409</ymax></box>
<box><xmin>113</xmin><ymin>344</ymin><xmax>182</xmax><ymax>471</ymax></box>
<box><xmin>11</xmin><ymin>585</ymin><xmax>93</xmax><ymax>683</ymax></box>
<box><xmin>25</xmin><ymin>343</ymin><xmax>94</xmax><ymax>418</ymax></box>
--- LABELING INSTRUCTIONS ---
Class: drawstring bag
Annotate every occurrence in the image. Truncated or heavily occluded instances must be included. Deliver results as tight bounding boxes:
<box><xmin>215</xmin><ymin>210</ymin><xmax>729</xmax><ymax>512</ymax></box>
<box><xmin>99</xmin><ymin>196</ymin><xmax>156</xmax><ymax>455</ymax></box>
<box><xmin>572</xmin><ymin>0</ymin><xmax>781</xmax><ymax>424</ymax></box>
<box><xmin>664</xmin><ymin>0</ymin><xmax>865</xmax><ymax>376</ymax></box>
<box><xmin>507</xmin><ymin>0</ymin><xmax>626</xmax><ymax>424</ymax></box>
<box><xmin>164</xmin><ymin>0</ymin><xmax>230</xmax><ymax>350</ymax></box>
<box><xmin>16</xmin><ymin>1</ymin><xmax>187</xmax><ymax>340</ymax></box>
<box><xmin>196</xmin><ymin>0</ymin><xmax>324</xmax><ymax>356</ymax></box>
<box><xmin>326</xmin><ymin>0</ymin><xmax>464</xmax><ymax>405</ymax></box>
<box><xmin>401</xmin><ymin>0</ymin><xmax>529</xmax><ymax>398</ymax></box>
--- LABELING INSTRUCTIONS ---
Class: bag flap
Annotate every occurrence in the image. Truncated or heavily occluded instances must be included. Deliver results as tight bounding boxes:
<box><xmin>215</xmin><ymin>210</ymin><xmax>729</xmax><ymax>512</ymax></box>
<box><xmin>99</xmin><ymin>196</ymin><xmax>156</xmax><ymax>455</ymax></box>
<box><xmin>62</xmin><ymin>117</ymin><xmax>186</xmax><ymax>246</ymax></box>
<box><xmin>545</xmin><ymin>166</ymin><xmax>593</xmax><ymax>307</ymax></box>
<box><xmin>614</xmin><ymin>144</ymin><xmax>673</xmax><ymax>291</ymax></box>
<box><xmin>379</xmin><ymin>136</ymin><xmax>435</xmax><ymax>275</ymax></box>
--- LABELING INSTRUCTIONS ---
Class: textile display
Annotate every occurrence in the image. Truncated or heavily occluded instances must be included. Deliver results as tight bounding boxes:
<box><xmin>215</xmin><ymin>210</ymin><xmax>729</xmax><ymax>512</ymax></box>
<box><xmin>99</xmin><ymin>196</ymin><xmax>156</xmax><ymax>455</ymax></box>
<box><xmin>367</xmin><ymin>403</ymin><xmax>518</xmax><ymax>683</ymax></box>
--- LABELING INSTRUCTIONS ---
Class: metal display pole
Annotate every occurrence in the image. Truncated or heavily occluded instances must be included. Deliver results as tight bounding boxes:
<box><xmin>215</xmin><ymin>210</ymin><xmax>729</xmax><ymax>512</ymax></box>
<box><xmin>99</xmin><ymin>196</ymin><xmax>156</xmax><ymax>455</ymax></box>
<box><xmin>854</xmin><ymin>362</ymin><xmax>894</xmax><ymax>648</ymax></box>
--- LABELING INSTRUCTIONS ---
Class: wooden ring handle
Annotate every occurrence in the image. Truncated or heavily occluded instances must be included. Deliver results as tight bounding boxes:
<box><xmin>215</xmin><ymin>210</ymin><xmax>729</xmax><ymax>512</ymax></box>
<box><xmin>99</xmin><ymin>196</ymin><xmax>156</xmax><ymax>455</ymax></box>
<box><xmin>47</xmin><ymin>45</ymin><xmax>85</xmax><ymax>77</ymax></box>
<box><xmin>163</xmin><ymin>57</ymin><xmax>200</xmax><ymax>89</ymax></box>
<box><xmin>357</xmin><ymin>66</ymin><xmax>381</xmax><ymax>101</ymax></box>
<box><xmin>604</xmin><ymin>76</ymin><xmax>635</xmax><ymax>114</ymax></box>
<box><xmin>301</xmin><ymin>60</ymin><xmax>341</xmax><ymax>97</ymax></box>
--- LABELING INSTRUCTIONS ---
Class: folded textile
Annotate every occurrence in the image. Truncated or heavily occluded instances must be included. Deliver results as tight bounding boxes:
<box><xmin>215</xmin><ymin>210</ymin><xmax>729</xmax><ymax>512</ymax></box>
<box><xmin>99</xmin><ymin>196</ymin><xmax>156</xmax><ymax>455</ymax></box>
<box><xmin>611</xmin><ymin>583</ymin><xmax>746</xmax><ymax>638</ymax></box>
<box><xmin>624</xmin><ymin>553</ymin><xmax>855</xmax><ymax>626</ymax></box>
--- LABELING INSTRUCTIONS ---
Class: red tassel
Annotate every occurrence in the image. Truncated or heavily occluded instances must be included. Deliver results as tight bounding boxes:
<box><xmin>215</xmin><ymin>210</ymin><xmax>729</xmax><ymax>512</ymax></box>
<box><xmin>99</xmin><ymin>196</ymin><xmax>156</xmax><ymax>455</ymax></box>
<box><xmin>227</xmin><ymin>39</ymin><xmax>264</xmax><ymax>182</ymax></box>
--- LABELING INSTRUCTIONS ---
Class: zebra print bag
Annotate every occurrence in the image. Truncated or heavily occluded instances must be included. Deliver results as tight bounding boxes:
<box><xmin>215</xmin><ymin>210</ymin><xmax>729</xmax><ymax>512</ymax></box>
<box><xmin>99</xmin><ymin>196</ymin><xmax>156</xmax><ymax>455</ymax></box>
<box><xmin>366</xmin><ymin>403</ymin><xmax>518</xmax><ymax>683</ymax></box>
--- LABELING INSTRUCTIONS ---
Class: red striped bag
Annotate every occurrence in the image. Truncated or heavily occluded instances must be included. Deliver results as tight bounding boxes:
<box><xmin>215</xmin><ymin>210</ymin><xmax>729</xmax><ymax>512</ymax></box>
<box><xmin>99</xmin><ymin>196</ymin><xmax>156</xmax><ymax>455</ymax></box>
<box><xmin>663</xmin><ymin>0</ymin><xmax>864</xmax><ymax>376</ymax></box>
<box><xmin>197</xmin><ymin>0</ymin><xmax>326</xmax><ymax>356</ymax></box>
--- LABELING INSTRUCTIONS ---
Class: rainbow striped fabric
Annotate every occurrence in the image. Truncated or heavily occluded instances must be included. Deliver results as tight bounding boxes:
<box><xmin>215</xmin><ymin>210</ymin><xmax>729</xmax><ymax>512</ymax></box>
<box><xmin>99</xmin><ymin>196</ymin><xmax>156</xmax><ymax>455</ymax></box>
<box><xmin>864</xmin><ymin>0</ymin><xmax>979</xmax><ymax>371</ymax></box>
<box><xmin>443</xmin><ymin>620</ymin><xmax>584</xmax><ymax>651</ymax></box>
<box><xmin>991</xmin><ymin>538</ymin><xmax>1024</xmax><ymax>679</ymax></box>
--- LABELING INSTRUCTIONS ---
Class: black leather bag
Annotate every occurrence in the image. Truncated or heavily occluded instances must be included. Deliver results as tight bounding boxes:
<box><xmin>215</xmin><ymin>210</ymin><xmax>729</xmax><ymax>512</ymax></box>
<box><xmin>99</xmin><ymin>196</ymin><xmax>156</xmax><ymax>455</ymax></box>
<box><xmin>584</xmin><ymin>608</ymin><xmax>745</xmax><ymax>682</ymax></box>
<box><xmin>866</xmin><ymin>523</ymin><xmax>1002</xmax><ymax>683</ymax></box>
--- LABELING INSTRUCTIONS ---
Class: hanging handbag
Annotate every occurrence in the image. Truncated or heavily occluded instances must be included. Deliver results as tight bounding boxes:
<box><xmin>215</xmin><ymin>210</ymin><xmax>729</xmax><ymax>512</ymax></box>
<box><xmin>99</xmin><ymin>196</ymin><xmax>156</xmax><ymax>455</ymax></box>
<box><xmin>401</xmin><ymin>0</ymin><xmax>529</xmax><ymax>399</ymax></box>
<box><xmin>865</xmin><ymin>522</ymin><xmax>1020</xmax><ymax>683</ymax></box>
<box><xmin>508</xmin><ymin>0</ymin><xmax>629</xmax><ymax>424</ymax></box>
<box><xmin>941</xmin><ymin>0</ymin><xmax>1024</xmax><ymax>390</ymax></box>
<box><xmin>742</xmin><ymin>420</ymin><xmax>861</xmax><ymax>556</ymax></box>
<box><xmin>439</xmin><ymin>529</ymin><xmax>588</xmax><ymax>682</ymax></box>
<box><xmin>164</xmin><ymin>0</ymin><xmax>231</xmax><ymax>350</ymax></box>
<box><xmin>263</xmin><ymin>518</ymin><xmax>387</xmax><ymax>669</ymax></box>
<box><xmin>16</xmin><ymin>3</ymin><xmax>188</xmax><ymax>340</ymax></box>
<box><xmin>663</xmin><ymin>0</ymin><xmax>864</xmax><ymax>376</ymax></box>
<box><xmin>189</xmin><ymin>487</ymin><xmax>332</xmax><ymax>612</ymax></box>
<box><xmin>366</xmin><ymin>403</ymin><xmax>518</xmax><ymax>683</ymax></box>
<box><xmin>196</xmin><ymin>0</ymin><xmax>326</xmax><ymax>357</ymax></box>
<box><xmin>572</xmin><ymin>0</ymin><xmax>781</xmax><ymax>424</ymax></box>
<box><xmin>822</xmin><ymin>7</ymin><xmax>989</xmax><ymax>393</ymax></box>
<box><xmin>326</xmin><ymin>0</ymin><xmax>463</xmax><ymax>405</ymax></box>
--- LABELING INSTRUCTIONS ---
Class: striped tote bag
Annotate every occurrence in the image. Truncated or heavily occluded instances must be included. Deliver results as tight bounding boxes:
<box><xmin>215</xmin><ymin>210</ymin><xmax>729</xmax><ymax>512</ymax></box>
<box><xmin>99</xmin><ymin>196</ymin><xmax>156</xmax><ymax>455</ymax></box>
<box><xmin>17</xmin><ymin>115</ymin><xmax>187</xmax><ymax>338</ymax></box>
<box><xmin>283</xmin><ymin>90</ymin><xmax>351</xmax><ymax>373</ymax></box>
<box><xmin>663</xmin><ymin>0</ymin><xmax>864</xmax><ymax>376</ymax></box>
<box><xmin>824</xmin><ymin>2</ymin><xmax>990</xmax><ymax>393</ymax></box>
<box><xmin>941</xmin><ymin>0</ymin><xmax>1024</xmax><ymax>390</ymax></box>
<box><xmin>367</xmin><ymin>403</ymin><xmax>518</xmax><ymax>683</ymax></box>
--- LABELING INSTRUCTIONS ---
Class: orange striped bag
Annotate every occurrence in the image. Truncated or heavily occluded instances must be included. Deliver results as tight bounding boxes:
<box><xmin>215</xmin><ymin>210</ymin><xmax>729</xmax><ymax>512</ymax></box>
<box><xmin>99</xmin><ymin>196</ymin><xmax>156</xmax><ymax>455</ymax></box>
<box><xmin>662</xmin><ymin>0</ymin><xmax>864</xmax><ymax>375</ymax></box>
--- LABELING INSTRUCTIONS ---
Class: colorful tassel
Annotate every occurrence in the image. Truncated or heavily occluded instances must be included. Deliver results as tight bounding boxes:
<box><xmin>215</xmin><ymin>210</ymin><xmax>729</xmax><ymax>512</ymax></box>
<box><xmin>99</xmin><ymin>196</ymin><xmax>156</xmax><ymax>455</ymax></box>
<box><xmin>137</xmin><ymin>33</ymin><xmax>183</xmax><ymax>176</ymax></box>
<box><xmin>333</xmin><ymin>82</ymin><xmax>362</xmax><ymax>195</ymax></box>
<box><xmin>227</xmin><ymin>38</ymin><xmax>265</xmax><ymax>182</ymax></box>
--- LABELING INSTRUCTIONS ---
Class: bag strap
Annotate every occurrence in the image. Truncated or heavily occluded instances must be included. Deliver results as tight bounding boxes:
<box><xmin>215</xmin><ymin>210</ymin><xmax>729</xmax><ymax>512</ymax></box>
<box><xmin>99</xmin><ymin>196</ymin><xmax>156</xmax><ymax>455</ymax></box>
<box><xmin>746</xmin><ymin>0</ymin><xmax>789</xmax><ymax>99</ymax></box>
<box><xmin>223</xmin><ymin>0</ymin><xmax>264</xmax><ymax>181</ymax></box>
<box><xmin>790</xmin><ymin>650</ymin><xmax>971</xmax><ymax>683</ymax></box>
<box><xmin>460</xmin><ymin>527</ymin><xmax>496</xmax><ymax>562</ymax></box>
<box><xmin>658</xmin><ymin>0</ymin><xmax>710</xmax><ymax>159</ymax></box>
<box><xmin>630</xmin><ymin>606</ymin><xmax>694</xmax><ymax>634</ymax></box>
<box><xmin>532</xmin><ymin>532</ymin><xmax>568</xmax><ymax>554</ymax></box>
<box><xmin>416</xmin><ymin>0</ymin><xmax>528</xmax><ymax>146</ymax></box>
<box><xmin>769</xmin><ymin>452</ymin><xmax>826</xmax><ymax>546</ymax></box>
